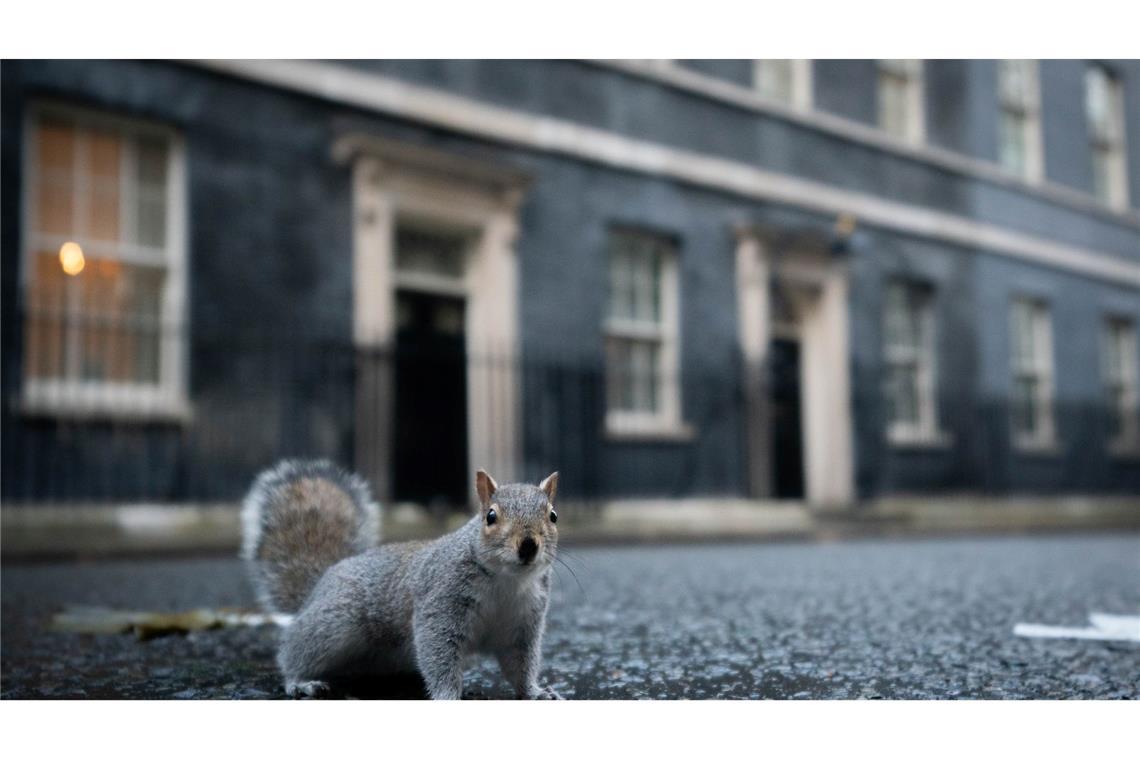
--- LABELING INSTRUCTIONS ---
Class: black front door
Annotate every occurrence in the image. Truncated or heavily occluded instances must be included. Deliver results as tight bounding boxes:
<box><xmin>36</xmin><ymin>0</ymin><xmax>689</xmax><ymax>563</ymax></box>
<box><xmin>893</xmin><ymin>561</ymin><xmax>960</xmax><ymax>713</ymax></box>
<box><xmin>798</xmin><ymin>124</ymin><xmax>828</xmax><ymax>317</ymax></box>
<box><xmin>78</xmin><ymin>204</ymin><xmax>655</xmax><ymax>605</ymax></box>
<box><xmin>393</xmin><ymin>290</ymin><xmax>468</xmax><ymax>508</ymax></box>
<box><xmin>770</xmin><ymin>338</ymin><xmax>805</xmax><ymax>499</ymax></box>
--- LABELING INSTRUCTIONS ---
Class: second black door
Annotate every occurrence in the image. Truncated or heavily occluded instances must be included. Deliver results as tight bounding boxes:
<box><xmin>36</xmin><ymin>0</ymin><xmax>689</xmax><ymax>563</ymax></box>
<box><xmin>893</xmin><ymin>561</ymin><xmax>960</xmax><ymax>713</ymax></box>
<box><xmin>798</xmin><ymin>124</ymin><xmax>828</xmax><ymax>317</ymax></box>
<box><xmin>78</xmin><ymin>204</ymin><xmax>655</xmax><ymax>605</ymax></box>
<box><xmin>770</xmin><ymin>338</ymin><xmax>805</xmax><ymax>499</ymax></box>
<box><xmin>393</xmin><ymin>290</ymin><xmax>468</xmax><ymax>508</ymax></box>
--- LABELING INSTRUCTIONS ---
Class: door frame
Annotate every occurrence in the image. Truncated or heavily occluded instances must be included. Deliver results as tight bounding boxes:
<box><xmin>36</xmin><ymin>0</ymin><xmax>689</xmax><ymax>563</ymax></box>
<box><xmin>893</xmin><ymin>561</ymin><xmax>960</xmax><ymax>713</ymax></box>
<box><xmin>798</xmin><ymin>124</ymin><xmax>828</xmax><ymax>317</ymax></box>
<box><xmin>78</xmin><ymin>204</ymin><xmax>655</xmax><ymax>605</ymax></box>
<box><xmin>338</xmin><ymin>135</ymin><xmax>531</xmax><ymax>504</ymax></box>
<box><xmin>735</xmin><ymin>224</ymin><xmax>855</xmax><ymax>507</ymax></box>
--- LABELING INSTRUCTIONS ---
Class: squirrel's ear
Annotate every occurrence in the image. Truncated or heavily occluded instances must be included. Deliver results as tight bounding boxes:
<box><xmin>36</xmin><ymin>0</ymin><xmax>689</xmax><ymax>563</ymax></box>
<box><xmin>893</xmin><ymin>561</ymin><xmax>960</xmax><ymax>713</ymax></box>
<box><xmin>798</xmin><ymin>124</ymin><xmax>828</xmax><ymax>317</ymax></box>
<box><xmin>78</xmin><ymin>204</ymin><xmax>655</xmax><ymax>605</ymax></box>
<box><xmin>475</xmin><ymin>469</ymin><xmax>498</xmax><ymax>510</ymax></box>
<box><xmin>538</xmin><ymin>471</ymin><xmax>559</xmax><ymax>503</ymax></box>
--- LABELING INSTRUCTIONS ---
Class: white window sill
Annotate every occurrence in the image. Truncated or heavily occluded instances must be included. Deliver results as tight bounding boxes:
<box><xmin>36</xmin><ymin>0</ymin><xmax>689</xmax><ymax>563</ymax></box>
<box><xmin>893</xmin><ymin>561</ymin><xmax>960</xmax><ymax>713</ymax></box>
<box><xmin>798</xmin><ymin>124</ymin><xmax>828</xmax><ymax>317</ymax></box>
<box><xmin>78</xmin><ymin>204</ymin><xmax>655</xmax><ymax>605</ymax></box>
<box><xmin>886</xmin><ymin>428</ymin><xmax>954</xmax><ymax>450</ymax></box>
<box><xmin>605</xmin><ymin>416</ymin><xmax>695</xmax><ymax>443</ymax></box>
<box><xmin>19</xmin><ymin>384</ymin><xmax>192</xmax><ymax>424</ymax></box>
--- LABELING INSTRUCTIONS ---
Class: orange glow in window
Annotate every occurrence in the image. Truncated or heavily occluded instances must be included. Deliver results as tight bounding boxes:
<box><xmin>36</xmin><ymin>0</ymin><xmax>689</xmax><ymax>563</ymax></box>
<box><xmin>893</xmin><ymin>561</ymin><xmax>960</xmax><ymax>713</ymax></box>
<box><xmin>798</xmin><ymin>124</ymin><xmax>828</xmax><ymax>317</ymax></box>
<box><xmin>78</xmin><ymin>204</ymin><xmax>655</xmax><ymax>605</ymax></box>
<box><xmin>59</xmin><ymin>241</ymin><xmax>85</xmax><ymax>276</ymax></box>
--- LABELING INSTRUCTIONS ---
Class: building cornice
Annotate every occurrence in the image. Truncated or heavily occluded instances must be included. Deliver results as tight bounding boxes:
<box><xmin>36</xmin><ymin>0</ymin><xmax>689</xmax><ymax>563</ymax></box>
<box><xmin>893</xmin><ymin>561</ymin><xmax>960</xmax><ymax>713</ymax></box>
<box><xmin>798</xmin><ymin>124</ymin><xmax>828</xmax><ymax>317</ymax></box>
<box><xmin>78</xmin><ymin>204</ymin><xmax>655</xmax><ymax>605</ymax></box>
<box><xmin>191</xmin><ymin>60</ymin><xmax>1140</xmax><ymax>289</ymax></box>
<box><xmin>332</xmin><ymin>133</ymin><xmax>532</xmax><ymax>189</ymax></box>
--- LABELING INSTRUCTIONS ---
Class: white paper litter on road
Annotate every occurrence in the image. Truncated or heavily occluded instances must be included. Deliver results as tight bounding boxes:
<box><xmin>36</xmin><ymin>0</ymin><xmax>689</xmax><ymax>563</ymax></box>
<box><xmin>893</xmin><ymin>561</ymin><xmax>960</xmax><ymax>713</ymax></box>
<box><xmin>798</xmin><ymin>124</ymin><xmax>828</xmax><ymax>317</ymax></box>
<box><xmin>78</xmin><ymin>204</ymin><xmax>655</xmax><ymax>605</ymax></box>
<box><xmin>1013</xmin><ymin>613</ymin><xmax>1140</xmax><ymax>642</ymax></box>
<box><xmin>217</xmin><ymin>611</ymin><xmax>294</xmax><ymax>627</ymax></box>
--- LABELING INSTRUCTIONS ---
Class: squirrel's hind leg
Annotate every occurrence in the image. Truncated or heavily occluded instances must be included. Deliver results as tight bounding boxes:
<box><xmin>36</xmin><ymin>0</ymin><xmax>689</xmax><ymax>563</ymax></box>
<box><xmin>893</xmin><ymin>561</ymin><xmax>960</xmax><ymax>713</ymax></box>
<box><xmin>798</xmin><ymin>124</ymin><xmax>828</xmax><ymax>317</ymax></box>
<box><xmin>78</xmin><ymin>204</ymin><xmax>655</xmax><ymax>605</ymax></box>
<box><xmin>276</xmin><ymin>584</ymin><xmax>371</xmax><ymax>697</ymax></box>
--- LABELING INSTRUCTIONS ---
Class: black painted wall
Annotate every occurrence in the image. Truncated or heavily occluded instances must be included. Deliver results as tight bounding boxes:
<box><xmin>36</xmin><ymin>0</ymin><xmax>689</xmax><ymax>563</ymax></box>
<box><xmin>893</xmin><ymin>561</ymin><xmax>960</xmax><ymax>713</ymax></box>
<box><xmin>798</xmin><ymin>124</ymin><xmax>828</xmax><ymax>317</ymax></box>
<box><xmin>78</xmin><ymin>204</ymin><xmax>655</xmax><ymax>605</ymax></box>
<box><xmin>2</xmin><ymin>59</ymin><xmax>1138</xmax><ymax>504</ymax></box>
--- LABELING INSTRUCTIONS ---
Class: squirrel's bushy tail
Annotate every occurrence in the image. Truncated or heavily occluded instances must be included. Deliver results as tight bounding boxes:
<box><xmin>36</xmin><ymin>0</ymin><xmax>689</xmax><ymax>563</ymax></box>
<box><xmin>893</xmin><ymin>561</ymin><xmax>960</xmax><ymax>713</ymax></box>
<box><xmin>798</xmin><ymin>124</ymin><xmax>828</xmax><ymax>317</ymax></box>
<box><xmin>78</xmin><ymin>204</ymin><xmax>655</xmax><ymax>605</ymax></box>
<box><xmin>241</xmin><ymin>459</ymin><xmax>381</xmax><ymax>613</ymax></box>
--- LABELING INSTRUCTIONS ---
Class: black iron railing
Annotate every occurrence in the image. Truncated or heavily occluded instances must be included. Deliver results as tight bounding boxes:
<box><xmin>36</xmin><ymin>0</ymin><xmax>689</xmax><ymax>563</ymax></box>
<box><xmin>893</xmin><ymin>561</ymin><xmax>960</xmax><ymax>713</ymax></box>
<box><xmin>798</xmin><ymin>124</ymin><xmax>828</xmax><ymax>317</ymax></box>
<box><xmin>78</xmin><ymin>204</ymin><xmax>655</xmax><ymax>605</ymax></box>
<box><xmin>2</xmin><ymin>310</ymin><xmax>1137</xmax><ymax>506</ymax></box>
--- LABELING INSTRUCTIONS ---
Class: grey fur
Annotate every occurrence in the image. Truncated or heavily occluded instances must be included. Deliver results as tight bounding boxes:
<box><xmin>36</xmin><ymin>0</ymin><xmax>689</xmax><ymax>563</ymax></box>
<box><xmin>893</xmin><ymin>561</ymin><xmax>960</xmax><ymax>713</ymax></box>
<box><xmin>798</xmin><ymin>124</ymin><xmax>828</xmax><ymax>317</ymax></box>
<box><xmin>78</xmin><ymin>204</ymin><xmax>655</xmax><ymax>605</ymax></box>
<box><xmin>241</xmin><ymin>459</ymin><xmax>380</xmax><ymax>613</ymax></box>
<box><xmin>242</xmin><ymin>462</ymin><xmax>562</xmax><ymax>700</ymax></box>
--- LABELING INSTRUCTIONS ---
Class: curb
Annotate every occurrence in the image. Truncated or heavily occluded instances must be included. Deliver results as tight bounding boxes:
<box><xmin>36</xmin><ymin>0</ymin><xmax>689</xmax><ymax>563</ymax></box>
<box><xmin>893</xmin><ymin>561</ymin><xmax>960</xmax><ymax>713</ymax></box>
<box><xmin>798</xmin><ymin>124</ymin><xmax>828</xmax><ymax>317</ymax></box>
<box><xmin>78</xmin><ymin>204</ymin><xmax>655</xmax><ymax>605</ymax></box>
<box><xmin>2</xmin><ymin>497</ymin><xmax>1139</xmax><ymax>561</ymax></box>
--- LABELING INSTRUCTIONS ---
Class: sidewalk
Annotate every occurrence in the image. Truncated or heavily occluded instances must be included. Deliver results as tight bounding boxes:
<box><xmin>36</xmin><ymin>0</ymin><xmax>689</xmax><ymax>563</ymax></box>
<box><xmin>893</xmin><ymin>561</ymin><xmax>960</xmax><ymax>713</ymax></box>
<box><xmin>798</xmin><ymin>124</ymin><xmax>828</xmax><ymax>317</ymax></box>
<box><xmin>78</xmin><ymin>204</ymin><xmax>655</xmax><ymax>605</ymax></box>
<box><xmin>3</xmin><ymin>496</ymin><xmax>1138</xmax><ymax>560</ymax></box>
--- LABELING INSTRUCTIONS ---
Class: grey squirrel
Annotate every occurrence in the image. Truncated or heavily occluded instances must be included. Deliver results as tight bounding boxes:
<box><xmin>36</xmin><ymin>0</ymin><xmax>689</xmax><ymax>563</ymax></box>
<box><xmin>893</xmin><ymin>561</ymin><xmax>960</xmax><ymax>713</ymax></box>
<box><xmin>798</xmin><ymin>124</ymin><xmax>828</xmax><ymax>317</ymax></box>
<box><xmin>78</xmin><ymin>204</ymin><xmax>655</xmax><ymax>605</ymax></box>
<box><xmin>241</xmin><ymin>459</ymin><xmax>562</xmax><ymax>699</ymax></box>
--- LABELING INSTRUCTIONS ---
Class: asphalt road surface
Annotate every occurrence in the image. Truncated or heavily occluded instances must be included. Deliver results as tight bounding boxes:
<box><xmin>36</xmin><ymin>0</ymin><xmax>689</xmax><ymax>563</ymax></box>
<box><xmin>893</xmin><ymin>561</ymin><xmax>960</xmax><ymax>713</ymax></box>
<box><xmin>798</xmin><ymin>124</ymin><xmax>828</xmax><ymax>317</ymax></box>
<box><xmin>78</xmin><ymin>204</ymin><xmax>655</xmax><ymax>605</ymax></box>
<box><xmin>2</xmin><ymin>534</ymin><xmax>1137</xmax><ymax>699</ymax></box>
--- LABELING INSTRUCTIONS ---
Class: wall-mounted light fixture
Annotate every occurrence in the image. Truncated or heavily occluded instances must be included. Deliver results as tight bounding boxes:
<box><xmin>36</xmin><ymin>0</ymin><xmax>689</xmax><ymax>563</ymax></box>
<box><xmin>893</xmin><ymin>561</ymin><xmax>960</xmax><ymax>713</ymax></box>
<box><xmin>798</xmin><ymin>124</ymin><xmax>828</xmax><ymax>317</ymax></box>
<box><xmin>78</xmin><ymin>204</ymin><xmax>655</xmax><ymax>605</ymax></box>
<box><xmin>59</xmin><ymin>241</ymin><xmax>85</xmax><ymax>276</ymax></box>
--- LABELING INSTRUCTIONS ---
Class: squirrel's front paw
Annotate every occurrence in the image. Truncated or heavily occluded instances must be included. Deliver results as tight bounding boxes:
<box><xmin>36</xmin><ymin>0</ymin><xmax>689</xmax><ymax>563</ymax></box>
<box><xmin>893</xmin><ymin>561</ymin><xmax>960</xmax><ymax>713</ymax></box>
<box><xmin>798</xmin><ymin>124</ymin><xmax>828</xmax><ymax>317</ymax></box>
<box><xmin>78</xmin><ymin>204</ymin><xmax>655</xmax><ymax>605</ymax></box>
<box><xmin>285</xmin><ymin>680</ymin><xmax>331</xmax><ymax>699</ymax></box>
<box><xmin>533</xmin><ymin>686</ymin><xmax>563</xmax><ymax>700</ymax></box>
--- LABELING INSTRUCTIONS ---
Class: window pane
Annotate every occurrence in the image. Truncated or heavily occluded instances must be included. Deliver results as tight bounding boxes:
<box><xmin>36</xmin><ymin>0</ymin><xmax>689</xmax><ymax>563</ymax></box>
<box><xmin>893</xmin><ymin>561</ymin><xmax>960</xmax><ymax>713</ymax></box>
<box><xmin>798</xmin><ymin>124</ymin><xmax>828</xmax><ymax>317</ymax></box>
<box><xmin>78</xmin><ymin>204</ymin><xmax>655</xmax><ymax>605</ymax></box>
<box><xmin>884</xmin><ymin>280</ymin><xmax>937</xmax><ymax>434</ymax></box>
<box><xmin>631</xmin><ymin>246</ymin><xmax>661</xmax><ymax>323</ymax></box>
<box><xmin>84</xmin><ymin>130</ymin><xmax>123</xmax><ymax>243</ymax></box>
<box><xmin>89</xmin><ymin>184</ymin><xmax>121</xmax><ymax>242</ymax></box>
<box><xmin>756</xmin><ymin>60</ymin><xmax>793</xmax><ymax>103</ymax></box>
<box><xmin>1012</xmin><ymin>376</ymin><xmax>1039</xmax><ymax>436</ymax></box>
<box><xmin>606</xmin><ymin>336</ymin><xmax>661</xmax><ymax>414</ymax></box>
<box><xmin>37</xmin><ymin>120</ymin><xmax>75</xmax><ymax>173</ymax></box>
<box><xmin>630</xmin><ymin>340</ymin><xmax>659</xmax><ymax>412</ymax></box>
<box><xmin>136</xmin><ymin>136</ymin><xmax>168</xmax><ymax>186</ymax></box>
<box><xmin>1103</xmin><ymin>319</ymin><xmax>1137</xmax><ymax>442</ymax></box>
<box><xmin>609</xmin><ymin>231</ymin><xmax>666</xmax><ymax>325</ymax></box>
<box><xmin>24</xmin><ymin>251</ymin><xmax>71</xmax><ymax>380</ymax></box>
<box><xmin>88</xmin><ymin>130</ymin><xmax>121</xmax><ymax>178</ymax></box>
<box><xmin>37</xmin><ymin>177</ymin><xmax>74</xmax><ymax>236</ymax></box>
<box><xmin>887</xmin><ymin>364</ymin><xmax>919</xmax><ymax>425</ymax></box>
<box><xmin>1085</xmin><ymin>66</ymin><xmax>1113</xmax><ymax>140</ymax></box>
<box><xmin>136</xmin><ymin>190</ymin><xmax>166</xmax><ymax>248</ymax></box>
<box><xmin>608</xmin><ymin>248</ymin><xmax>633</xmax><ymax>321</ymax></box>
<box><xmin>74</xmin><ymin>259</ymin><xmax>165</xmax><ymax>383</ymax></box>
<box><xmin>135</xmin><ymin>137</ymin><xmax>169</xmax><ymax>247</ymax></box>
<box><xmin>884</xmin><ymin>283</ymin><xmax>911</xmax><ymax>349</ymax></box>
<box><xmin>884</xmin><ymin>281</ymin><xmax>928</xmax><ymax>351</ymax></box>
<box><xmin>606</xmin><ymin>337</ymin><xmax>634</xmax><ymax>412</ymax></box>
<box><xmin>999</xmin><ymin>111</ymin><xmax>1027</xmax><ymax>176</ymax></box>
<box><xmin>878</xmin><ymin>60</ymin><xmax>919</xmax><ymax>139</ymax></box>
<box><xmin>879</xmin><ymin>77</ymin><xmax>906</xmax><ymax>136</ymax></box>
<box><xmin>998</xmin><ymin>60</ymin><xmax>1031</xmax><ymax>106</ymax></box>
<box><xmin>1091</xmin><ymin>149</ymin><xmax>1113</xmax><ymax>204</ymax></box>
<box><xmin>1011</xmin><ymin>300</ymin><xmax>1037</xmax><ymax>369</ymax></box>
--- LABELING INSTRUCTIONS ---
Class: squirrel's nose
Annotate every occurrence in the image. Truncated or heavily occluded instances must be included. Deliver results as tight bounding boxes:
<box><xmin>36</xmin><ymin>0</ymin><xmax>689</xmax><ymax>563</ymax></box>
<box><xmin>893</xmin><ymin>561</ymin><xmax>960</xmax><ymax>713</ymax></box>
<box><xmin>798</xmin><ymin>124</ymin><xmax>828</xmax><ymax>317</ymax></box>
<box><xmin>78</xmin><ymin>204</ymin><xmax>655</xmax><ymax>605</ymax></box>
<box><xmin>518</xmin><ymin>536</ymin><xmax>539</xmax><ymax>564</ymax></box>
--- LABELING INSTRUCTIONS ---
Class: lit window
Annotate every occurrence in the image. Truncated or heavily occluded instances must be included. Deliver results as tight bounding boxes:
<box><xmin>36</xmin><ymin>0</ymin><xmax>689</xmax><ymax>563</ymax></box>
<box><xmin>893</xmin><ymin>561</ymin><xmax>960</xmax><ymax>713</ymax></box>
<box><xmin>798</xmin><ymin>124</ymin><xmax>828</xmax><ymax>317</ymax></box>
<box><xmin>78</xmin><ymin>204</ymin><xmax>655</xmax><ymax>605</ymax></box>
<box><xmin>1085</xmin><ymin>64</ymin><xmax>1129</xmax><ymax>208</ymax></box>
<box><xmin>877</xmin><ymin>59</ymin><xmax>924</xmax><ymax>143</ymax></box>
<box><xmin>753</xmin><ymin>60</ymin><xmax>812</xmax><ymax>110</ymax></box>
<box><xmin>997</xmin><ymin>60</ymin><xmax>1043</xmax><ymax>181</ymax></box>
<box><xmin>22</xmin><ymin>106</ymin><xmax>186</xmax><ymax>418</ymax></box>
<box><xmin>1102</xmin><ymin>317</ymin><xmax>1139</xmax><ymax>451</ymax></box>
<box><xmin>1010</xmin><ymin>298</ymin><xmax>1056</xmax><ymax>449</ymax></box>
<box><xmin>604</xmin><ymin>229</ymin><xmax>683</xmax><ymax>435</ymax></box>
<box><xmin>883</xmin><ymin>280</ymin><xmax>940</xmax><ymax>444</ymax></box>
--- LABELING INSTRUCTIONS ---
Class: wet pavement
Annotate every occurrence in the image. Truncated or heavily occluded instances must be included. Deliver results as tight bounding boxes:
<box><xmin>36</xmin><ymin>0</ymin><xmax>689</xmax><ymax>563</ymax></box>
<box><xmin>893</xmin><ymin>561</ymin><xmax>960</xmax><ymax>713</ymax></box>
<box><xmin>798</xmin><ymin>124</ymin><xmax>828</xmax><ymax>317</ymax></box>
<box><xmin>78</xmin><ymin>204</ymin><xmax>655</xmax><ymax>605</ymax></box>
<box><xmin>2</xmin><ymin>533</ymin><xmax>1138</xmax><ymax>699</ymax></box>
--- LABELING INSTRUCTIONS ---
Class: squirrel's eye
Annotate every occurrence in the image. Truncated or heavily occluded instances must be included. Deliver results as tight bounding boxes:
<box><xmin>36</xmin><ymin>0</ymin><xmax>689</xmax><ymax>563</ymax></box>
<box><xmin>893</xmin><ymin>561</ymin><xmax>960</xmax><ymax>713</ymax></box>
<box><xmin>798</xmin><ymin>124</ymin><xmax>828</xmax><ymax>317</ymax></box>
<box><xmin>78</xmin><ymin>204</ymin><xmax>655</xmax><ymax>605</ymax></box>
<box><xmin>549</xmin><ymin>510</ymin><xmax>558</xmax><ymax>524</ymax></box>
<box><xmin>486</xmin><ymin>508</ymin><xmax>497</xmax><ymax>526</ymax></box>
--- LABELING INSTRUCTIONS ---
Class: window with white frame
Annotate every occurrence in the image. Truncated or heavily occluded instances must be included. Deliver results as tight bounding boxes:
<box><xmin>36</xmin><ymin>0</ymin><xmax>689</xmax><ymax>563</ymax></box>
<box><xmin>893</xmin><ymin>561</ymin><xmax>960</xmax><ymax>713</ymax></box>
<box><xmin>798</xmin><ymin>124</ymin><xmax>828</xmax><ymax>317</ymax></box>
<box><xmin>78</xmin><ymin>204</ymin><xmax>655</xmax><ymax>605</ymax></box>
<box><xmin>997</xmin><ymin>60</ymin><xmax>1043</xmax><ymax>181</ymax></box>
<box><xmin>22</xmin><ymin>105</ymin><xmax>186</xmax><ymax>417</ymax></box>
<box><xmin>1085</xmin><ymin>64</ymin><xmax>1129</xmax><ymax>209</ymax></box>
<box><xmin>1009</xmin><ymin>298</ymin><xmax>1056</xmax><ymax>449</ymax></box>
<box><xmin>876</xmin><ymin>59</ymin><xmax>924</xmax><ymax>143</ymax></box>
<box><xmin>604</xmin><ymin>228</ymin><xmax>682</xmax><ymax>435</ymax></box>
<box><xmin>883</xmin><ymin>280</ymin><xmax>940</xmax><ymax>443</ymax></box>
<box><xmin>753</xmin><ymin>60</ymin><xmax>812</xmax><ymax>110</ymax></box>
<box><xmin>1102</xmin><ymin>317</ymin><xmax>1139</xmax><ymax>451</ymax></box>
